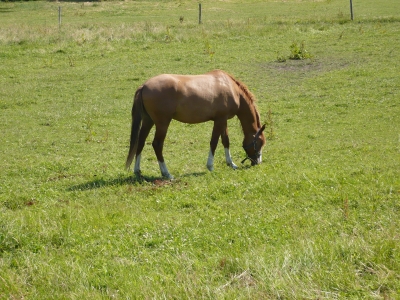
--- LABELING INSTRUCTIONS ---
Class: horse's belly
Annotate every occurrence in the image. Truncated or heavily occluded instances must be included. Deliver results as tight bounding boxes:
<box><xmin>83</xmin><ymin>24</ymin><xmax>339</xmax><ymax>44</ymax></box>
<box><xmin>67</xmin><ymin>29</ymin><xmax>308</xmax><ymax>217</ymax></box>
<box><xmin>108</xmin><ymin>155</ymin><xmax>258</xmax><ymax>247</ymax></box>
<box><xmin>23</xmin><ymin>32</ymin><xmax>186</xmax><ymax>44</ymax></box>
<box><xmin>173</xmin><ymin>98</ymin><xmax>236</xmax><ymax>124</ymax></box>
<box><xmin>172</xmin><ymin>108</ymin><xmax>213</xmax><ymax>124</ymax></box>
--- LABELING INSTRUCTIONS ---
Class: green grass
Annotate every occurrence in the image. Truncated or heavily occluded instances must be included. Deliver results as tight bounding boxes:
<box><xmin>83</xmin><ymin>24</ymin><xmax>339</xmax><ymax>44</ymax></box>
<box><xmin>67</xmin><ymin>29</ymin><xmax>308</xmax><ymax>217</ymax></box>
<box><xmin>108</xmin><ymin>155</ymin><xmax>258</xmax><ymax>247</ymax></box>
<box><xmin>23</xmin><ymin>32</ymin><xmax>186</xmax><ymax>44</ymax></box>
<box><xmin>1</xmin><ymin>0</ymin><xmax>400</xmax><ymax>298</ymax></box>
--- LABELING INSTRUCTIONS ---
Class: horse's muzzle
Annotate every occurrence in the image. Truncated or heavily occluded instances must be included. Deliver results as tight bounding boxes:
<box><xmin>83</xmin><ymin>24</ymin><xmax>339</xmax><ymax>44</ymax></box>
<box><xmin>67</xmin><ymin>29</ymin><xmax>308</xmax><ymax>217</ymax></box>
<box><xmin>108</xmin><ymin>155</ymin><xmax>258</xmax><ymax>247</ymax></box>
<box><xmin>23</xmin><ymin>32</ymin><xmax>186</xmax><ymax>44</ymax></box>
<box><xmin>251</xmin><ymin>154</ymin><xmax>262</xmax><ymax>166</ymax></box>
<box><xmin>242</xmin><ymin>152</ymin><xmax>262</xmax><ymax>166</ymax></box>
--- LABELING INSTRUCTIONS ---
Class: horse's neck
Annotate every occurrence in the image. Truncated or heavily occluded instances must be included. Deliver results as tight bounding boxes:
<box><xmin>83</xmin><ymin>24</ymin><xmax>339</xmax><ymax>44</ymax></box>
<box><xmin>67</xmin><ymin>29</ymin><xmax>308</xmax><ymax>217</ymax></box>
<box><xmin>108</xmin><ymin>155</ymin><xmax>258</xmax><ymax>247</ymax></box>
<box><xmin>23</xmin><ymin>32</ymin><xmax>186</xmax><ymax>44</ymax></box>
<box><xmin>237</xmin><ymin>96</ymin><xmax>259</xmax><ymax>142</ymax></box>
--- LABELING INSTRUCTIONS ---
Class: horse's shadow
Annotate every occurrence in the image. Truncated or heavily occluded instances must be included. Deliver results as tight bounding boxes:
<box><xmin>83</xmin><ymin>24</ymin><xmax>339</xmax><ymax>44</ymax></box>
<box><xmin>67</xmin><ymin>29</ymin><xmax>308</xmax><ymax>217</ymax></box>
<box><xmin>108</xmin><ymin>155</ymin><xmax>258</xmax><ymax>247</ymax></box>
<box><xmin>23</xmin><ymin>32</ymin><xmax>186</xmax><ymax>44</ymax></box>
<box><xmin>67</xmin><ymin>172</ymin><xmax>206</xmax><ymax>191</ymax></box>
<box><xmin>67</xmin><ymin>176</ymin><xmax>141</xmax><ymax>192</ymax></box>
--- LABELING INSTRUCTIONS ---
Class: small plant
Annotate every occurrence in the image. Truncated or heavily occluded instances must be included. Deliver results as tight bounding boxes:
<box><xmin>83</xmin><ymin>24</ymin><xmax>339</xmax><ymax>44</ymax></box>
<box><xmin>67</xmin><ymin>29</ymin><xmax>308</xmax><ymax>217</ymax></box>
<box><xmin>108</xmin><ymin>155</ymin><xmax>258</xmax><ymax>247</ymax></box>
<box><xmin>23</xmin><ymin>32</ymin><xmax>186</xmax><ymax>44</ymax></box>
<box><xmin>289</xmin><ymin>41</ymin><xmax>312</xmax><ymax>60</ymax></box>
<box><xmin>343</xmin><ymin>197</ymin><xmax>349</xmax><ymax>220</ymax></box>
<box><xmin>337</xmin><ymin>9</ymin><xmax>344</xmax><ymax>19</ymax></box>
<box><xmin>265</xmin><ymin>108</ymin><xmax>275</xmax><ymax>140</ymax></box>
<box><xmin>68</xmin><ymin>55</ymin><xmax>75</xmax><ymax>67</ymax></box>
<box><xmin>144</xmin><ymin>21</ymin><xmax>154</xmax><ymax>34</ymax></box>
<box><xmin>84</xmin><ymin>118</ymin><xmax>109</xmax><ymax>143</ymax></box>
<box><xmin>203</xmin><ymin>40</ymin><xmax>215</xmax><ymax>61</ymax></box>
<box><xmin>276</xmin><ymin>51</ymin><xmax>287</xmax><ymax>63</ymax></box>
<box><xmin>84</xmin><ymin>118</ymin><xmax>96</xmax><ymax>142</ymax></box>
<box><xmin>276</xmin><ymin>41</ymin><xmax>312</xmax><ymax>62</ymax></box>
<box><xmin>165</xmin><ymin>26</ymin><xmax>172</xmax><ymax>42</ymax></box>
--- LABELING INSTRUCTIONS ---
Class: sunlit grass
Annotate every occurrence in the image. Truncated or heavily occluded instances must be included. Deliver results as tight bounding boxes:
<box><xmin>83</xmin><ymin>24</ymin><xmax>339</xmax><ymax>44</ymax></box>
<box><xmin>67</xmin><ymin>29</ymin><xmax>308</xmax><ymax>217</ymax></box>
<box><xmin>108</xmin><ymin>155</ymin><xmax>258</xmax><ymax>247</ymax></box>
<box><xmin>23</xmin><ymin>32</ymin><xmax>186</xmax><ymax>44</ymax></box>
<box><xmin>0</xmin><ymin>0</ymin><xmax>399</xmax><ymax>298</ymax></box>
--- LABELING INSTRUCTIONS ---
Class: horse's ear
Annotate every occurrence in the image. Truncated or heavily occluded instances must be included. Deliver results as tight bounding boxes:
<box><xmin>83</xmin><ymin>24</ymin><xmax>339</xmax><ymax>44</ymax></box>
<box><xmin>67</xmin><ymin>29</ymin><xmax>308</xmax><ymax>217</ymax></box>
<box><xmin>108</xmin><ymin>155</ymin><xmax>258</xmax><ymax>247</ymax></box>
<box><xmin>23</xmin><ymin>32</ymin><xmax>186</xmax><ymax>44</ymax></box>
<box><xmin>255</xmin><ymin>124</ymin><xmax>266</xmax><ymax>138</ymax></box>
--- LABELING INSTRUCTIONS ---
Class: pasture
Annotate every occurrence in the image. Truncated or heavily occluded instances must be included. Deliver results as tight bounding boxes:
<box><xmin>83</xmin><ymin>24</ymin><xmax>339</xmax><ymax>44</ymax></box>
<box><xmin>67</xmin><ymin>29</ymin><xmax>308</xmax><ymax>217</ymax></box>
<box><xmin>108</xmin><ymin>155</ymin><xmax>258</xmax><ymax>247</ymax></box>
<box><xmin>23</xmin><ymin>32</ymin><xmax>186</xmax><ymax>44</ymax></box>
<box><xmin>1</xmin><ymin>0</ymin><xmax>399</xmax><ymax>298</ymax></box>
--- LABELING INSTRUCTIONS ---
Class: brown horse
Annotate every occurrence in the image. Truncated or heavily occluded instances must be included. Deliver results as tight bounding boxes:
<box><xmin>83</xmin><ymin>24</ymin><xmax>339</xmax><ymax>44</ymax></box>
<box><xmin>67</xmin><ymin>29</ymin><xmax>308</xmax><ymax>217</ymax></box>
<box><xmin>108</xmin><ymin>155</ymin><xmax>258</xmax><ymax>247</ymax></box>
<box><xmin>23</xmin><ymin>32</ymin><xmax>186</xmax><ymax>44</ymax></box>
<box><xmin>126</xmin><ymin>70</ymin><xmax>266</xmax><ymax>179</ymax></box>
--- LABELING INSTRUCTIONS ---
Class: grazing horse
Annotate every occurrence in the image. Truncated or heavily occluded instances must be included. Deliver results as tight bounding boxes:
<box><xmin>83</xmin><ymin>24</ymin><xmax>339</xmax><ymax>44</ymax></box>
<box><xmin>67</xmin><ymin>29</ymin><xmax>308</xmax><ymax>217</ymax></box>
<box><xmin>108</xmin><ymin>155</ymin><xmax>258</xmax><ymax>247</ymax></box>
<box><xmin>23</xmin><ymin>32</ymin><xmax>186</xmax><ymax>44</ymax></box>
<box><xmin>126</xmin><ymin>70</ymin><xmax>266</xmax><ymax>179</ymax></box>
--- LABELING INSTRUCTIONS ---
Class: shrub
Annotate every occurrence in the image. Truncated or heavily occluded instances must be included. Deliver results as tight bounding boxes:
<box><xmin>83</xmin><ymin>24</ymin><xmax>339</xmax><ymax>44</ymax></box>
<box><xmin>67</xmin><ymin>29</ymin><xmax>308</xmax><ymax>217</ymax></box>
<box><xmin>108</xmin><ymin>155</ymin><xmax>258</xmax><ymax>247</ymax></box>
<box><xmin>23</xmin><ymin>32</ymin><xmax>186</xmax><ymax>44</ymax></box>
<box><xmin>289</xmin><ymin>41</ymin><xmax>312</xmax><ymax>60</ymax></box>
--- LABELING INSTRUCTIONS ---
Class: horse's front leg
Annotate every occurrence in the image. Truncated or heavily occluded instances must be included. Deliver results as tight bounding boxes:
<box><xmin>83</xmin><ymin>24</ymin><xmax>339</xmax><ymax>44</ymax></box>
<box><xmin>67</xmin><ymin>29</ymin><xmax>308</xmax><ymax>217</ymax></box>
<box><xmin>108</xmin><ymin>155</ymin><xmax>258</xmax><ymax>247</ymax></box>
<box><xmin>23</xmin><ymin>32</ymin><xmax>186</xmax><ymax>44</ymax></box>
<box><xmin>152</xmin><ymin>123</ymin><xmax>174</xmax><ymax>180</ymax></box>
<box><xmin>207</xmin><ymin>119</ymin><xmax>238</xmax><ymax>171</ymax></box>
<box><xmin>221</xmin><ymin>127</ymin><xmax>238</xmax><ymax>170</ymax></box>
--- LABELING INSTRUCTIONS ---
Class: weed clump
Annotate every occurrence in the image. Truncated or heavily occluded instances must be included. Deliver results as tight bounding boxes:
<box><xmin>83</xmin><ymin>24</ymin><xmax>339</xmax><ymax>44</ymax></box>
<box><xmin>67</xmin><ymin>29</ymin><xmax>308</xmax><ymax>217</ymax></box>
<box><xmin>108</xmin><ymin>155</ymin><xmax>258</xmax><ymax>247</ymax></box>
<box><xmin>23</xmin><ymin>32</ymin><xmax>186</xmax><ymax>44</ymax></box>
<box><xmin>277</xmin><ymin>41</ymin><xmax>313</xmax><ymax>62</ymax></box>
<box><xmin>289</xmin><ymin>41</ymin><xmax>312</xmax><ymax>60</ymax></box>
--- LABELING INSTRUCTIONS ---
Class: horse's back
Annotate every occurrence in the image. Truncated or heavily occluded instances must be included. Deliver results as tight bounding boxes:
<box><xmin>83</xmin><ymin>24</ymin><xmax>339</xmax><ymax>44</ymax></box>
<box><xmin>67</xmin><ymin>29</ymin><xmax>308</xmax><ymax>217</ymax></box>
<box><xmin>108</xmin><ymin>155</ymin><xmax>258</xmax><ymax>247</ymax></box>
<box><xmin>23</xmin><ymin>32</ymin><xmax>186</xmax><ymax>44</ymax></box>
<box><xmin>141</xmin><ymin>71</ymin><xmax>239</xmax><ymax>124</ymax></box>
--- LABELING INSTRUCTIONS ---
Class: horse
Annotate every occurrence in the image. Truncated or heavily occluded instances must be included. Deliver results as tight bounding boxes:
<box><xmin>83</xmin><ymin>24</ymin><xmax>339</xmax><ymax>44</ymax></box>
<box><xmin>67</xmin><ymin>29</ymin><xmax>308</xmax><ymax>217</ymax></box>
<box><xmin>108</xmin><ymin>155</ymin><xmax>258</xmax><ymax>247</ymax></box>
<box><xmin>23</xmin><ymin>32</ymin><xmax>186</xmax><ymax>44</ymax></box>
<box><xmin>126</xmin><ymin>70</ymin><xmax>266</xmax><ymax>180</ymax></box>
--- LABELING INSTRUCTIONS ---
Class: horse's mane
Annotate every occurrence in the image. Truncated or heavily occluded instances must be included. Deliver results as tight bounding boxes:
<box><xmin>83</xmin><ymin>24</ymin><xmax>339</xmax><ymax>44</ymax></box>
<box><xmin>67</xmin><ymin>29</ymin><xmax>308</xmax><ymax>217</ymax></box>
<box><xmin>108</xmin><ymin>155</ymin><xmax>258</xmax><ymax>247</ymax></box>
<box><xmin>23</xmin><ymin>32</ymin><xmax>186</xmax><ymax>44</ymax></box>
<box><xmin>221</xmin><ymin>71</ymin><xmax>262</xmax><ymax>127</ymax></box>
<box><xmin>222</xmin><ymin>71</ymin><xmax>257</xmax><ymax>105</ymax></box>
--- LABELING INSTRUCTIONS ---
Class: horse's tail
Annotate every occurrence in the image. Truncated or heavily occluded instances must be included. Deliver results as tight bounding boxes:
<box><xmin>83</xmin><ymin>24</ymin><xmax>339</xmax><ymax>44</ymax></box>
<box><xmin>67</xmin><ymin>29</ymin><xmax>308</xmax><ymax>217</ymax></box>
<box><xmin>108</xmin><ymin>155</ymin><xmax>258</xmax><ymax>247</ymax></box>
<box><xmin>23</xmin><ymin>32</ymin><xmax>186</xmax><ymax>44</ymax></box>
<box><xmin>125</xmin><ymin>86</ymin><xmax>144</xmax><ymax>170</ymax></box>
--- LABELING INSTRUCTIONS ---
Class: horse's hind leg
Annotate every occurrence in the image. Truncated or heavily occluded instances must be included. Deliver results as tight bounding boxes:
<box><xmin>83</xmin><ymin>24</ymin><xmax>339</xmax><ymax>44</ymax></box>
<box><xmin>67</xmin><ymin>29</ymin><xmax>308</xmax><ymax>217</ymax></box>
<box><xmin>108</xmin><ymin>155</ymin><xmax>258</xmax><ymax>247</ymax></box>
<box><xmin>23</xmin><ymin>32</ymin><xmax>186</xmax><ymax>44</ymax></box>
<box><xmin>207</xmin><ymin>121</ymin><xmax>221</xmax><ymax>171</ymax></box>
<box><xmin>221</xmin><ymin>127</ymin><xmax>238</xmax><ymax>170</ymax></box>
<box><xmin>152</xmin><ymin>122</ymin><xmax>174</xmax><ymax>180</ymax></box>
<box><xmin>134</xmin><ymin>115</ymin><xmax>154</xmax><ymax>177</ymax></box>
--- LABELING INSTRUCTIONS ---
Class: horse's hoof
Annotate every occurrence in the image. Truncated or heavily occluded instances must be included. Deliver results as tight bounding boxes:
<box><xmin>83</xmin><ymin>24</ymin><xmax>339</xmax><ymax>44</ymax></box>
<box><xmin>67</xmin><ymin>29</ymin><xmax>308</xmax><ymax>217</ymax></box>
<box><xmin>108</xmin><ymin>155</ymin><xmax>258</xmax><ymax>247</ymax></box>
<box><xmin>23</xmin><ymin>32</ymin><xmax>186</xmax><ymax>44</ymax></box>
<box><xmin>226</xmin><ymin>162</ymin><xmax>238</xmax><ymax>170</ymax></box>
<box><xmin>134</xmin><ymin>170</ymin><xmax>145</xmax><ymax>182</ymax></box>
<box><xmin>207</xmin><ymin>165</ymin><xmax>214</xmax><ymax>171</ymax></box>
<box><xmin>163</xmin><ymin>173</ymin><xmax>174</xmax><ymax>180</ymax></box>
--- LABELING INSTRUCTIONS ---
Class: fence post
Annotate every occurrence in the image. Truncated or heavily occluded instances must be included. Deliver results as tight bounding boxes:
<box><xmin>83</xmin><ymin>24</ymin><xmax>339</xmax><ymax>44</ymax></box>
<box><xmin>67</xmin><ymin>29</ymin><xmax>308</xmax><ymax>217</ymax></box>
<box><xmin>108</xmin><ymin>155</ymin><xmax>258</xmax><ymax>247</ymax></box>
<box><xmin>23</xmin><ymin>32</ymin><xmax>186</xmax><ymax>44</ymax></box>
<box><xmin>58</xmin><ymin>6</ymin><xmax>62</xmax><ymax>28</ymax></box>
<box><xmin>349</xmin><ymin>0</ymin><xmax>353</xmax><ymax>20</ymax></box>
<box><xmin>199</xmin><ymin>3</ymin><xmax>202</xmax><ymax>24</ymax></box>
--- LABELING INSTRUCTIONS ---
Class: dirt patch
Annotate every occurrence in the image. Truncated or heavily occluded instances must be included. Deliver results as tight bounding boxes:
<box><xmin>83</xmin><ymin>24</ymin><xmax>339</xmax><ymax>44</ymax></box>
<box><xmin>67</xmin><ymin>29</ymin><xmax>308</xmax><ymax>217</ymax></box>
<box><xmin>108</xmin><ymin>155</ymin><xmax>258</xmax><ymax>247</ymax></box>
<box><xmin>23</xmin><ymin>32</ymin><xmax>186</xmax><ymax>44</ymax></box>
<box><xmin>256</xmin><ymin>58</ymin><xmax>351</xmax><ymax>88</ymax></box>
<box><xmin>152</xmin><ymin>179</ymin><xmax>174</xmax><ymax>187</ymax></box>
<box><xmin>263</xmin><ymin>58</ymin><xmax>350</xmax><ymax>74</ymax></box>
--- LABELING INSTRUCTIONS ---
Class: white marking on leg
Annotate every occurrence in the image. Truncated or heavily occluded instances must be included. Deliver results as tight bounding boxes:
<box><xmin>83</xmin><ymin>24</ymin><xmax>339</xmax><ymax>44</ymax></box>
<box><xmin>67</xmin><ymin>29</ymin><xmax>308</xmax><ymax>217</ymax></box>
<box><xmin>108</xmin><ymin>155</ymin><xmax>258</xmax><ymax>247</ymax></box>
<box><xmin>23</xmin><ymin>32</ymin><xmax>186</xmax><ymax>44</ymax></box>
<box><xmin>225</xmin><ymin>148</ymin><xmax>238</xmax><ymax>169</ymax></box>
<box><xmin>134</xmin><ymin>153</ymin><xmax>141</xmax><ymax>176</ymax></box>
<box><xmin>158</xmin><ymin>161</ymin><xmax>174</xmax><ymax>179</ymax></box>
<box><xmin>207</xmin><ymin>149</ymin><xmax>214</xmax><ymax>171</ymax></box>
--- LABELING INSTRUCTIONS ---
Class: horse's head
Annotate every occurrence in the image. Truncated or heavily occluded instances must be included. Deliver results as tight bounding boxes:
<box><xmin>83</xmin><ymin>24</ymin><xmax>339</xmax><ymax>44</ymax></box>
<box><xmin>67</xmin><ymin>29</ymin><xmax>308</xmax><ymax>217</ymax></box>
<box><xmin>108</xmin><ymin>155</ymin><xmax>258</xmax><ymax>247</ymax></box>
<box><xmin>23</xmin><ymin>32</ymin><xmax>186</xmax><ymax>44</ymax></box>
<box><xmin>242</xmin><ymin>125</ymin><xmax>266</xmax><ymax>166</ymax></box>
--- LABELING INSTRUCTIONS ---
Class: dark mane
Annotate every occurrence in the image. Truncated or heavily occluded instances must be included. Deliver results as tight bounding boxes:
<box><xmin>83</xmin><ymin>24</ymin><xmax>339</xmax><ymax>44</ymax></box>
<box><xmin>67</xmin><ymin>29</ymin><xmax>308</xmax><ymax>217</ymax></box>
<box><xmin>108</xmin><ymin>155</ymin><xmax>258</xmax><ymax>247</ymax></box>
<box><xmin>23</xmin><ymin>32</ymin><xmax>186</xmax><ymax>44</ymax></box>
<box><xmin>223</xmin><ymin>71</ymin><xmax>257</xmax><ymax>105</ymax></box>
<box><xmin>222</xmin><ymin>71</ymin><xmax>262</xmax><ymax>128</ymax></box>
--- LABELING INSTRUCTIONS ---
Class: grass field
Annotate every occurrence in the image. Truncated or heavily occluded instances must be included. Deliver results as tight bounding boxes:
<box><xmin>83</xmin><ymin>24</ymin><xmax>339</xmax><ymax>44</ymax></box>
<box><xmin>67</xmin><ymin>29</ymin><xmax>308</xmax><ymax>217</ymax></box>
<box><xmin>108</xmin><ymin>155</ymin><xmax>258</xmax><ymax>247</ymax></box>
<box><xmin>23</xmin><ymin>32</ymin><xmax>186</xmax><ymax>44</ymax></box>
<box><xmin>1</xmin><ymin>0</ymin><xmax>400</xmax><ymax>298</ymax></box>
